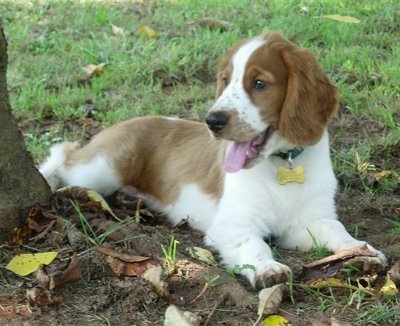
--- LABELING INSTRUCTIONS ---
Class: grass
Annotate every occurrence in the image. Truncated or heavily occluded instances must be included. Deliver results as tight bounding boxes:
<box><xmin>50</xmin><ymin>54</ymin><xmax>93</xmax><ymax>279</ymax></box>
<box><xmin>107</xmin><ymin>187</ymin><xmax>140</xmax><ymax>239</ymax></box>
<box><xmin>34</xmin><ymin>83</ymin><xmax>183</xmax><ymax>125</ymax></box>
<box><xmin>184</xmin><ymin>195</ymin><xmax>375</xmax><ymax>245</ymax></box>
<box><xmin>1</xmin><ymin>0</ymin><xmax>400</xmax><ymax>324</ymax></box>
<box><xmin>161</xmin><ymin>236</ymin><xmax>179</xmax><ymax>273</ymax></box>
<box><xmin>2</xmin><ymin>0</ymin><xmax>399</xmax><ymax>163</ymax></box>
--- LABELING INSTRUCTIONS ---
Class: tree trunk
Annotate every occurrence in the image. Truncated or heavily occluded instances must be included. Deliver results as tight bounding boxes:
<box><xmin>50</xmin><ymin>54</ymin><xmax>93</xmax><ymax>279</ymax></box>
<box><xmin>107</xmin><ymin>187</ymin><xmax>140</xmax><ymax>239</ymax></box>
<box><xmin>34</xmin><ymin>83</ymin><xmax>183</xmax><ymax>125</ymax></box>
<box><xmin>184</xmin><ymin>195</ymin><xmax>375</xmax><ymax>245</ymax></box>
<box><xmin>0</xmin><ymin>24</ymin><xmax>51</xmax><ymax>242</ymax></box>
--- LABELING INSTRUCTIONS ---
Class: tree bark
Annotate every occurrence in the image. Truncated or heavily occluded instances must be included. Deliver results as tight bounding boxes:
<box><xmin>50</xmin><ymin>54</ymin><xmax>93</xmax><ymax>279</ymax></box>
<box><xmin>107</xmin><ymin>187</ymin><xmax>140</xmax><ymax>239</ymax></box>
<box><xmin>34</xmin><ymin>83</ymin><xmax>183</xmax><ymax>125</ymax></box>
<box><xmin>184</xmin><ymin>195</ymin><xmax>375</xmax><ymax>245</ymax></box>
<box><xmin>0</xmin><ymin>24</ymin><xmax>51</xmax><ymax>242</ymax></box>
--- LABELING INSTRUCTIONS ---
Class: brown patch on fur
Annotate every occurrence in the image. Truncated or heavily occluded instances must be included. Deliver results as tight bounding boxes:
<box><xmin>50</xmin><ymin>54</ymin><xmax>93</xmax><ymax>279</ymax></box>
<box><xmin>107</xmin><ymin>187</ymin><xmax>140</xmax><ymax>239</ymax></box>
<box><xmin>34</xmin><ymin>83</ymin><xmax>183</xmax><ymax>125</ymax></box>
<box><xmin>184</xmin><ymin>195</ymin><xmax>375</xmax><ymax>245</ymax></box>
<box><xmin>215</xmin><ymin>40</ymin><xmax>247</xmax><ymax>99</ymax></box>
<box><xmin>65</xmin><ymin>117</ymin><xmax>226</xmax><ymax>204</ymax></box>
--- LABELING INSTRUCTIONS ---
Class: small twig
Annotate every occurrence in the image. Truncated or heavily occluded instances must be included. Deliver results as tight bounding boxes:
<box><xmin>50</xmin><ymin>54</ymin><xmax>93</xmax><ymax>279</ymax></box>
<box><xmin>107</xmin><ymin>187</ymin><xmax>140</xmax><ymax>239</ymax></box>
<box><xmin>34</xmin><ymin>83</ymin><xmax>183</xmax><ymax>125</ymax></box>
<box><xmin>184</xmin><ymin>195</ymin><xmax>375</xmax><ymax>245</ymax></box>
<box><xmin>30</xmin><ymin>220</ymin><xmax>57</xmax><ymax>242</ymax></box>
<box><xmin>135</xmin><ymin>198</ymin><xmax>142</xmax><ymax>223</ymax></box>
<box><xmin>204</xmin><ymin>292</ymin><xmax>229</xmax><ymax>326</ymax></box>
<box><xmin>188</xmin><ymin>283</ymin><xmax>210</xmax><ymax>306</ymax></box>
<box><xmin>303</xmin><ymin>244</ymin><xmax>376</xmax><ymax>269</ymax></box>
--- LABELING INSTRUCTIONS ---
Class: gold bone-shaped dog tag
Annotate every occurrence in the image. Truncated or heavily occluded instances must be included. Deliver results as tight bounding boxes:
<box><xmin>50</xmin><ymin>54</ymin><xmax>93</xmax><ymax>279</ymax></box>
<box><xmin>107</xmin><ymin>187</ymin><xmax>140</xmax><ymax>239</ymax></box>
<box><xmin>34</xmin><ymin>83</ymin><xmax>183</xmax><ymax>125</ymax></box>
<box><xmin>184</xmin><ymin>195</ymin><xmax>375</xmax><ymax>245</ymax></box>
<box><xmin>277</xmin><ymin>165</ymin><xmax>305</xmax><ymax>185</ymax></box>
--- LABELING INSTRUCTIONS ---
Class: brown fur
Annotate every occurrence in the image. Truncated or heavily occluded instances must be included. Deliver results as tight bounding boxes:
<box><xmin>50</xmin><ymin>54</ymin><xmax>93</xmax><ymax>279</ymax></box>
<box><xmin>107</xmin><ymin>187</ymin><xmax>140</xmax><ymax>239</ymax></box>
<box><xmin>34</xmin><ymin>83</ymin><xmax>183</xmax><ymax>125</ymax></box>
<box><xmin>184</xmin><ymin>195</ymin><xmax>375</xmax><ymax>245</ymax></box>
<box><xmin>65</xmin><ymin>117</ymin><xmax>226</xmax><ymax>204</ymax></box>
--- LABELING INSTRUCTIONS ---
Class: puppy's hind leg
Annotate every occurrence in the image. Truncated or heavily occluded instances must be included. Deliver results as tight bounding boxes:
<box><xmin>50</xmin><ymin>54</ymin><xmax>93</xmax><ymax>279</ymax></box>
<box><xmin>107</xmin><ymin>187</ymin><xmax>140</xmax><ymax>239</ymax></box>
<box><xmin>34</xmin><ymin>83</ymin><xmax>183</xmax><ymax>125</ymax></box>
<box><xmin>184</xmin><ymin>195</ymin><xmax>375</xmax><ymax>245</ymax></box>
<box><xmin>39</xmin><ymin>142</ymin><xmax>80</xmax><ymax>191</ymax></box>
<box><xmin>40</xmin><ymin>142</ymin><xmax>122</xmax><ymax>195</ymax></box>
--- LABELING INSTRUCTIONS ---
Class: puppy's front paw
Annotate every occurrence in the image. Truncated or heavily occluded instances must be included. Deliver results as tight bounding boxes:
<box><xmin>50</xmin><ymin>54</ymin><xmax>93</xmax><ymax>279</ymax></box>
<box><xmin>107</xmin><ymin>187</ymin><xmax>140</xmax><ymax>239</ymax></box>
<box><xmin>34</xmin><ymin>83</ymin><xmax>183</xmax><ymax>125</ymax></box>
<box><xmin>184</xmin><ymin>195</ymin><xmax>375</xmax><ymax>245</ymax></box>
<box><xmin>252</xmin><ymin>261</ymin><xmax>291</xmax><ymax>289</ymax></box>
<box><xmin>344</xmin><ymin>244</ymin><xmax>388</xmax><ymax>273</ymax></box>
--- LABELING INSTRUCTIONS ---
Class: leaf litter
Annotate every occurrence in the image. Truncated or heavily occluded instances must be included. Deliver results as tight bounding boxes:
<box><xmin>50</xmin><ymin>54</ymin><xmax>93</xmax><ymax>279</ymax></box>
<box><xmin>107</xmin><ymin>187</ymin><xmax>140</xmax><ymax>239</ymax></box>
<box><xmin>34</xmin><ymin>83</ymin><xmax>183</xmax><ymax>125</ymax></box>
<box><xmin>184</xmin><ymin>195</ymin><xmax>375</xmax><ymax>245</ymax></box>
<box><xmin>1</xmin><ymin>187</ymin><xmax>399</xmax><ymax>324</ymax></box>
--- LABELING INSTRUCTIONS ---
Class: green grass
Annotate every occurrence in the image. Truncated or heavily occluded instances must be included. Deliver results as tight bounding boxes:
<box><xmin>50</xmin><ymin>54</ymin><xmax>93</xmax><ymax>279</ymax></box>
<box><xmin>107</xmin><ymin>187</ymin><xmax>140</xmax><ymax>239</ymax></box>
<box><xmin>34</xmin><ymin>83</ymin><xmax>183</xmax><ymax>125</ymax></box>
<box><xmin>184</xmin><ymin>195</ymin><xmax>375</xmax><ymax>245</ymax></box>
<box><xmin>1</xmin><ymin>0</ymin><xmax>400</xmax><ymax>324</ymax></box>
<box><xmin>2</xmin><ymin>0</ymin><xmax>399</xmax><ymax>163</ymax></box>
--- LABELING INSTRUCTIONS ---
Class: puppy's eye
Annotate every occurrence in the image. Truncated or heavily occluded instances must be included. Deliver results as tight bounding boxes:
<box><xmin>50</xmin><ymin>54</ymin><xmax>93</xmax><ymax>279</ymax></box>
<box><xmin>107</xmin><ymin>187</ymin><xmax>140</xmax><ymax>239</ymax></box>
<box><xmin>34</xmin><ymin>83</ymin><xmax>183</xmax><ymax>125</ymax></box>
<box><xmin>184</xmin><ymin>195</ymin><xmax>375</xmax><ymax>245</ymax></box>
<box><xmin>253</xmin><ymin>80</ymin><xmax>267</xmax><ymax>90</ymax></box>
<box><xmin>222</xmin><ymin>77</ymin><xmax>229</xmax><ymax>87</ymax></box>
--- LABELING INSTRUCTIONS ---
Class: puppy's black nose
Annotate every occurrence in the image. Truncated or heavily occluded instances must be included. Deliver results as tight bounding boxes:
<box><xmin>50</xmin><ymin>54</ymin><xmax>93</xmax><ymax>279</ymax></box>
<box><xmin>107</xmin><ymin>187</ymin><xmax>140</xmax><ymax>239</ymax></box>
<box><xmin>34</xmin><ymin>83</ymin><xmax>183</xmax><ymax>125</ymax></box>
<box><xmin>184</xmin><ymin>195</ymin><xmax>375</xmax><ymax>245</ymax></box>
<box><xmin>205</xmin><ymin>112</ymin><xmax>229</xmax><ymax>132</ymax></box>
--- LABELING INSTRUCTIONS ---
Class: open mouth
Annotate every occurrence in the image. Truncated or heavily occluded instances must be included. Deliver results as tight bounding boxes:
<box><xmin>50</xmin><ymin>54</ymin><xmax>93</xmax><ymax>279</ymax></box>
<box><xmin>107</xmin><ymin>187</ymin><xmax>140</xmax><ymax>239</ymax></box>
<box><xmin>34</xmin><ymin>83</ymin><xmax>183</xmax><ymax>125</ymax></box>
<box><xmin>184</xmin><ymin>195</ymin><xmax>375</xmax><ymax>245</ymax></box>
<box><xmin>224</xmin><ymin>128</ymin><xmax>271</xmax><ymax>173</ymax></box>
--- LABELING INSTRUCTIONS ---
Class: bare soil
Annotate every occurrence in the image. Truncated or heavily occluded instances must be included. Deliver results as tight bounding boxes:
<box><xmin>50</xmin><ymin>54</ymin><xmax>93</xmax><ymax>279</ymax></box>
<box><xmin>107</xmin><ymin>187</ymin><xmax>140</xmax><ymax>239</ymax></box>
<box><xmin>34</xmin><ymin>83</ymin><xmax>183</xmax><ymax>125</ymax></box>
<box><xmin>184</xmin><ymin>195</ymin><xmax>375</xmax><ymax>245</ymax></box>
<box><xmin>1</xmin><ymin>112</ymin><xmax>399</xmax><ymax>326</ymax></box>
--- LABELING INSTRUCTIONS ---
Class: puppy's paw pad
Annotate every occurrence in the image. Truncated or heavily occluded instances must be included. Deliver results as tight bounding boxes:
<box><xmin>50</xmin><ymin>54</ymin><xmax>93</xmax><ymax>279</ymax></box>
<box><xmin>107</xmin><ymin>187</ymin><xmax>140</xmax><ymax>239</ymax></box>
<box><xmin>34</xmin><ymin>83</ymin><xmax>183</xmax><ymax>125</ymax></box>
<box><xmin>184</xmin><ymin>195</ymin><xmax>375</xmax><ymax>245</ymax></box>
<box><xmin>254</xmin><ymin>262</ymin><xmax>291</xmax><ymax>289</ymax></box>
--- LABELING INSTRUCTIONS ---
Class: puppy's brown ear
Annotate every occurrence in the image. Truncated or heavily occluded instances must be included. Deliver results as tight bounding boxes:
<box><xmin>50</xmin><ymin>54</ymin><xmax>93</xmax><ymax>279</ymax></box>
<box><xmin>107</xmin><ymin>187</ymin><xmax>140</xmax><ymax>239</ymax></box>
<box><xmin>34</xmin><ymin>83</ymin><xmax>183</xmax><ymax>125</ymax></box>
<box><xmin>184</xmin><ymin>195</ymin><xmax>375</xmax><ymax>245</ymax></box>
<box><xmin>279</xmin><ymin>48</ymin><xmax>338</xmax><ymax>145</ymax></box>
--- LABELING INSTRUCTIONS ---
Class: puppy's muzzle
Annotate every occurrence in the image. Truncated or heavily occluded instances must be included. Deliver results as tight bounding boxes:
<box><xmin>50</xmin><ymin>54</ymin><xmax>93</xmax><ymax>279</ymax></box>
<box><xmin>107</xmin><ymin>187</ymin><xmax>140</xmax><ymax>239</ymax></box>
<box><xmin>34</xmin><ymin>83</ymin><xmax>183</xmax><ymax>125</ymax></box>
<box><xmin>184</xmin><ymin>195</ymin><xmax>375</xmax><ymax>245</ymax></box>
<box><xmin>205</xmin><ymin>112</ymin><xmax>229</xmax><ymax>132</ymax></box>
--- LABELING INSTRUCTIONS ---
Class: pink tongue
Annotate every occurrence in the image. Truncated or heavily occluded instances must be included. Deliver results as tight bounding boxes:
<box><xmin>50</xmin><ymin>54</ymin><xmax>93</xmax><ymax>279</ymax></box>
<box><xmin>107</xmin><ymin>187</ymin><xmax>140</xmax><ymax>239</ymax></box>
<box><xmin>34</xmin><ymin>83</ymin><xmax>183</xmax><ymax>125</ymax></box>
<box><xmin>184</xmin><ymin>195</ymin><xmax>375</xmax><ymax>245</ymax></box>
<box><xmin>224</xmin><ymin>142</ymin><xmax>251</xmax><ymax>173</ymax></box>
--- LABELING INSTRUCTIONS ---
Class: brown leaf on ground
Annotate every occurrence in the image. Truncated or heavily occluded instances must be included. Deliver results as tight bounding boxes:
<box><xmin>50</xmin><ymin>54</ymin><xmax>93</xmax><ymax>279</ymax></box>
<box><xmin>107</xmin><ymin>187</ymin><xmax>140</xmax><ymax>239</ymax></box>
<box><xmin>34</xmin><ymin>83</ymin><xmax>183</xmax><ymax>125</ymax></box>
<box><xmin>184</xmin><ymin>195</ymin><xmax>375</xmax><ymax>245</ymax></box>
<box><xmin>7</xmin><ymin>224</ymin><xmax>31</xmax><ymax>246</ymax></box>
<box><xmin>7</xmin><ymin>204</ymin><xmax>58</xmax><ymax>246</ymax></box>
<box><xmin>186</xmin><ymin>17</ymin><xmax>233</xmax><ymax>30</ymax></box>
<box><xmin>81</xmin><ymin>63</ymin><xmax>106</xmax><ymax>79</ymax></box>
<box><xmin>388</xmin><ymin>260</ymin><xmax>400</xmax><ymax>287</ymax></box>
<box><xmin>26</xmin><ymin>288</ymin><xmax>62</xmax><ymax>306</ymax></box>
<box><xmin>35</xmin><ymin>252</ymin><xmax>81</xmax><ymax>290</ymax></box>
<box><xmin>95</xmin><ymin>246</ymin><xmax>159</xmax><ymax>276</ymax></box>
<box><xmin>298</xmin><ymin>244</ymin><xmax>377</xmax><ymax>281</ymax></box>
<box><xmin>27</xmin><ymin>204</ymin><xmax>58</xmax><ymax>233</ymax></box>
<box><xmin>142</xmin><ymin>264</ymin><xmax>186</xmax><ymax>305</ymax></box>
<box><xmin>258</xmin><ymin>284</ymin><xmax>288</xmax><ymax>315</ymax></box>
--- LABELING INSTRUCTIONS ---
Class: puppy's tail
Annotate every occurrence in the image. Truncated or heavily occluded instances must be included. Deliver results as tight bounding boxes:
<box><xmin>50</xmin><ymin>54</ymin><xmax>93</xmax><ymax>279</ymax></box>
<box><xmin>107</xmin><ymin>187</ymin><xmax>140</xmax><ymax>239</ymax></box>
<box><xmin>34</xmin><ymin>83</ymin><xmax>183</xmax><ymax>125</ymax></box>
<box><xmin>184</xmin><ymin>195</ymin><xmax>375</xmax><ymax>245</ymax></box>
<box><xmin>39</xmin><ymin>142</ymin><xmax>80</xmax><ymax>191</ymax></box>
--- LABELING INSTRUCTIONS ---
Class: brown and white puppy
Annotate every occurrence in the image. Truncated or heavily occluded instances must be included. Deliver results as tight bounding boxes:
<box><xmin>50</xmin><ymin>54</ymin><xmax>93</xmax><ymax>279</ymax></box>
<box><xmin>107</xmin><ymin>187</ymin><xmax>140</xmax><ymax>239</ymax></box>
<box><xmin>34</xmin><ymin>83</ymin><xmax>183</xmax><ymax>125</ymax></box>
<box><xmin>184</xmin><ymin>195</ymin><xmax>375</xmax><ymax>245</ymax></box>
<box><xmin>40</xmin><ymin>32</ymin><xmax>387</xmax><ymax>288</ymax></box>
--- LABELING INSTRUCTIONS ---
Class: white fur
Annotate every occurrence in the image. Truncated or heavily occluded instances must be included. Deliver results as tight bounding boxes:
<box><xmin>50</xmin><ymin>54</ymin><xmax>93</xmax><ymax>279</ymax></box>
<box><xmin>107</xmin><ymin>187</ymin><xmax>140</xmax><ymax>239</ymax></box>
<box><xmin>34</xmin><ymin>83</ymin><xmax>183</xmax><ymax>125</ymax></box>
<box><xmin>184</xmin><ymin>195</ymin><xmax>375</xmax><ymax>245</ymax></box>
<box><xmin>39</xmin><ymin>143</ymin><xmax>67</xmax><ymax>190</ymax></box>
<box><xmin>210</xmin><ymin>38</ymin><xmax>268</xmax><ymax>133</ymax></box>
<box><xmin>40</xmin><ymin>149</ymin><xmax>121</xmax><ymax>195</ymax></box>
<box><xmin>204</xmin><ymin>132</ymin><xmax>385</xmax><ymax>286</ymax></box>
<box><xmin>145</xmin><ymin>184</ymin><xmax>218</xmax><ymax>232</ymax></box>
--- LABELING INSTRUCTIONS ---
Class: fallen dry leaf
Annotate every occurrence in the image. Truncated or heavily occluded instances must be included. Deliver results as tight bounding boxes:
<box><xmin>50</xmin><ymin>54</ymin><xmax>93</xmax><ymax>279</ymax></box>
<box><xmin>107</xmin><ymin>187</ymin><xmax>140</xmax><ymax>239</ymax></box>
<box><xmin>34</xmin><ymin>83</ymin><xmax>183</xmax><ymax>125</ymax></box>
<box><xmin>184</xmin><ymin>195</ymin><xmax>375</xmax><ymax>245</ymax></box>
<box><xmin>87</xmin><ymin>189</ymin><xmax>120</xmax><ymax>220</ymax></box>
<box><xmin>262</xmin><ymin>314</ymin><xmax>291</xmax><ymax>326</ymax></box>
<box><xmin>164</xmin><ymin>305</ymin><xmax>200</xmax><ymax>326</ymax></box>
<box><xmin>387</xmin><ymin>260</ymin><xmax>400</xmax><ymax>287</ymax></box>
<box><xmin>320</xmin><ymin>14</ymin><xmax>360</xmax><ymax>24</ymax></box>
<box><xmin>35</xmin><ymin>253</ymin><xmax>81</xmax><ymax>290</ymax></box>
<box><xmin>307</xmin><ymin>277</ymin><xmax>375</xmax><ymax>296</ymax></box>
<box><xmin>380</xmin><ymin>274</ymin><xmax>399</xmax><ymax>296</ymax></box>
<box><xmin>186</xmin><ymin>17</ymin><xmax>233</xmax><ymax>30</ymax></box>
<box><xmin>186</xmin><ymin>246</ymin><xmax>216</xmax><ymax>265</ymax></box>
<box><xmin>142</xmin><ymin>265</ymin><xmax>186</xmax><ymax>305</ymax></box>
<box><xmin>137</xmin><ymin>25</ymin><xmax>158</xmax><ymax>37</ymax></box>
<box><xmin>95</xmin><ymin>246</ymin><xmax>159</xmax><ymax>276</ymax></box>
<box><xmin>7</xmin><ymin>204</ymin><xmax>58</xmax><ymax>246</ymax></box>
<box><xmin>27</xmin><ymin>204</ymin><xmax>58</xmax><ymax>233</ymax></box>
<box><xmin>26</xmin><ymin>288</ymin><xmax>62</xmax><ymax>306</ymax></box>
<box><xmin>253</xmin><ymin>284</ymin><xmax>287</xmax><ymax>326</ymax></box>
<box><xmin>6</xmin><ymin>252</ymin><xmax>58</xmax><ymax>277</ymax></box>
<box><xmin>56</xmin><ymin>186</ymin><xmax>120</xmax><ymax>220</ymax></box>
<box><xmin>81</xmin><ymin>62</ymin><xmax>106</xmax><ymax>79</ymax></box>
<box><xmin>298</xmin><ymin>244</ymin><xmax>378</xmax><ymax>281</ymax></box>
<box><xmin>7</xmin><ymin>224</ymin><xmax>31</xmax><ymax>246</ymax></box>
<box><xmin>111</xmin><ymin>24</ymin><xmax>125</xmax><ymax>36</ymax></box>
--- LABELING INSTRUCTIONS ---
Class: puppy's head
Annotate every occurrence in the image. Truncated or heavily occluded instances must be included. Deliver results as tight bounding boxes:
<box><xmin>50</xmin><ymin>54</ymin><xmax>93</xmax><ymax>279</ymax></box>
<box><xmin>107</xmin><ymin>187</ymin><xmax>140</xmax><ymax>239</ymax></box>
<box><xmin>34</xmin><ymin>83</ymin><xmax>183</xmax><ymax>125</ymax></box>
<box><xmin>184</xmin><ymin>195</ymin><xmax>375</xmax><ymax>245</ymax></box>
<box><xmin>206</xmin><ymin>32</ymin><xmax>338</xmax><ymax>172</ymax></box>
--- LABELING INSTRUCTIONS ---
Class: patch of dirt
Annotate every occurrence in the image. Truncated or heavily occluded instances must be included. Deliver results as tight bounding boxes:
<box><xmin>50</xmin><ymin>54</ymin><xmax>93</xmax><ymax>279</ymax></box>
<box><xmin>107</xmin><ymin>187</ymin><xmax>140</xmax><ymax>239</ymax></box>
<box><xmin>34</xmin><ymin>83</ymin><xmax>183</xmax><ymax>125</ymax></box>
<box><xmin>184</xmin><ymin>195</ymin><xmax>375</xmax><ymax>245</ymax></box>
<box><xmin>1</xmin><ymin>112</ymin><xmax>400</xmax><ymax>326</ymax></box>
